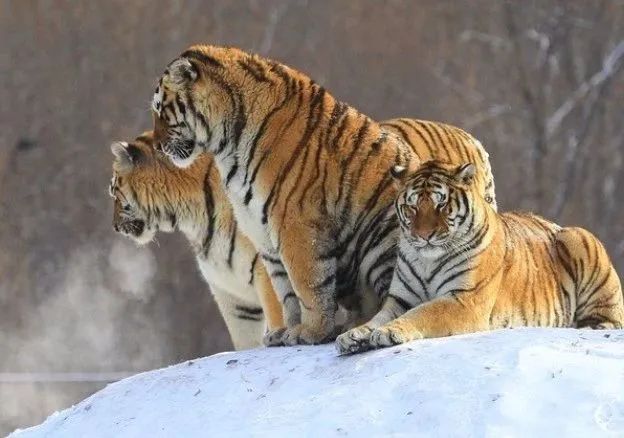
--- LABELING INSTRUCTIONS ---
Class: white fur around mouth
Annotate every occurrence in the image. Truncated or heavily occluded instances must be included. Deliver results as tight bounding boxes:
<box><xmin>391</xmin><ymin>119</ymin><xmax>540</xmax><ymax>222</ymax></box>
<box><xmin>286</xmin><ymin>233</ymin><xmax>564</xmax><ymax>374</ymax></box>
<box><xmin>407</xmin><ymin>237</ymin><xmax>447</xmax><ymax>249</ymax></box>
<box><xmin>124</xmin><ymin>228</ymin><xmax>157</xmax><ymax>246</ymax></box>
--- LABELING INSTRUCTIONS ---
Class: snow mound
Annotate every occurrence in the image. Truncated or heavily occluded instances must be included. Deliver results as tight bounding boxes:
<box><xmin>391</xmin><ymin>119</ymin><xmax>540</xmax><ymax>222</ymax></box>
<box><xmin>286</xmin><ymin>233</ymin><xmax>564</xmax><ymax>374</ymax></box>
<box><xmin>11</xmin><ymin>329</ymin><xmax>624</xmax><ymax>437</ymax></box>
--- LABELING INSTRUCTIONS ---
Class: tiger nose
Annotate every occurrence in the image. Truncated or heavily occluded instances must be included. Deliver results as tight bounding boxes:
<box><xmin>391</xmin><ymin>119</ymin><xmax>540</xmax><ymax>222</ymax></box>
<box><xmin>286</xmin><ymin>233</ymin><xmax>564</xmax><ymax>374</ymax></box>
<box><xmin>415</xmin><ymin>228</ymin><xmax>436</xmax><ymax>240</ymax></box>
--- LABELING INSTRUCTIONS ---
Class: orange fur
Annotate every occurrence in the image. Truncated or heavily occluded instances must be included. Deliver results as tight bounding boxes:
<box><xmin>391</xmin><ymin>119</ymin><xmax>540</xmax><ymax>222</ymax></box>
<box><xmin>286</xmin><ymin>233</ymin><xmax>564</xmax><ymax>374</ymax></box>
<box><xmin>150</xmin><ymin>45</ymin><xmax>497</xmax><ymax>345</ymax></box>
<box><xmin>337</xmin><ymin>161</ymin><xmax>624</xmax><ymax>353</ymax></box>
<box><xmin>110</xmin><ymin>131</ymin><xmax>283</xmax><ymax>349</ymax></box>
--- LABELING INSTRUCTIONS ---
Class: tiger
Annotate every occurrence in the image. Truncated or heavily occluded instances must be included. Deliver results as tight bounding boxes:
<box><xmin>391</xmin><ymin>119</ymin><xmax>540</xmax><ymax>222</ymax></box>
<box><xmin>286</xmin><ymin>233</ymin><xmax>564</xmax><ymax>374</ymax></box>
<box><xmin>150</xmin><ymin>44</ymin><xmax>497</xmax><ymax>345</ymax></box>
<box><xmin>109</xmin><ymin>130</ymin><xmax>284</xmax><ymax>350</ymax></box>
<box><xmin>337</xmin><ymin>160</ymin><xmax>624</xmax><ymax>354</ymax></box>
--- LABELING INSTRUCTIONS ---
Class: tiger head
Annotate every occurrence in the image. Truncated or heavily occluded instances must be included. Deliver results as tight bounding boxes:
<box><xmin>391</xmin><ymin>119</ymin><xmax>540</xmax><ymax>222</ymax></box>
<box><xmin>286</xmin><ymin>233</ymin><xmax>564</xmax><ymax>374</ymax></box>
<box><xmin>391</xmin><ymin>160</ymin><xmax>489</xmax><ymax>252</ymax></box>
<box><xmin>109</xmin><ymin>131</ymin><xmax>207</xmax><ymax>245</ymax></box>
<box><xmin>151</xmin><ymin>45</ymin><xmax>268</xmax><ymax>168</ymax></box>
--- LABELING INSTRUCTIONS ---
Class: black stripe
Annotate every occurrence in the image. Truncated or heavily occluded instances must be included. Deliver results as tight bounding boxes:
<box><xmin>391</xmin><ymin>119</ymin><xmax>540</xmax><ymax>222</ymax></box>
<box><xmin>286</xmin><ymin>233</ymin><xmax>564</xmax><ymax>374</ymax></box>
<box><xmin>270</xmin><ymin>271</ymin><xmax>288</xmax><ymax>278</ymax></box>
<box><xmin>226</xmin><ymin>225</ymin><xmax>237</xmax><ymax>268</ymax></box>
<box><xmin>436</xmin><ymin>267</ymin><xmax>473</xmax><ymax>292</ymax></box>
<box><xmin>225</xmin><ymin>161</ymin><xmax>239</xmax><ymax>186</ymax></box>
<box><xmin>236</xmin><ymin>314</ymin><xmax>263</xmax><ymax>322</ymax></box>
<box><xmin>181</xmin><ymin>49</ymin><xmax>223</xmax><ymax>68</ymax></box>
<box><xmin>389</xmin><ymin>294</ymin><xmax>413</xmax><ymax>312</ymax></box>
<box><xmin>261</xmin><ymin>253</ymin><xmax>281</xmax><ymax>264</ymax></box>
<box><xmin>315</xmin><ymin>273</ymin><xmax>336</xmax><ymax>289</ymax></box>
<box><xmin>397</xmin><ymin>268</ymin><xmax>424</xmax><ymax>302</ymax></box>
<box><xmin>249</xmin><ymin>253</ymin><xmax>259</xmax><ymax>285</ymax></box>
<box><xmin>235</xmin><ymin>304</ymin><xmax>263</xmax><ymax>315</ymax></box>
<box><xmin>201</xmin><ymin>163</ymin><xmax>216</xmax><ymax>256</ymax></box>
<box><xmin>238</xmin><ymin>58</ymin><xmax>270</xmax><ymax>82</ymax></box>
<box><xmin>398</xmin><ymin>251</ymin><xmax>429</xmax><ymax>299</ymax></box>
<box><xmin>283</xmin><ymin>292</ymin><xmax>297</xmax><ymax>303</ymax></box>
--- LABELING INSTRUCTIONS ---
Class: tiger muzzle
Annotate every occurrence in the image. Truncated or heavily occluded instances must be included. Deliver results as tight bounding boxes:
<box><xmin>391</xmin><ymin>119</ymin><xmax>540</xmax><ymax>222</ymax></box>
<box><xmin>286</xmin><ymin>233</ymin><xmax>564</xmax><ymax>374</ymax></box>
<box><xmin>114</xmin><ymin>219</ymin><xmax>145</xmax><ymax>237</ymax></box>
<box><xmin>410</xmin><ymin>196</ymin><xmax>447</xmax><ymax>241</ymax></box>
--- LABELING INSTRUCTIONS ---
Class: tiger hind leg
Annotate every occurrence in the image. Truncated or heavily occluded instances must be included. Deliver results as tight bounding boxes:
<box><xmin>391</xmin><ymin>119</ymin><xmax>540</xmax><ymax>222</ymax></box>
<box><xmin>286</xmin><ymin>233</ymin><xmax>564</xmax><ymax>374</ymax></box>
<box><xmin>252</xmin><ymin>259</ymin><xmax>287</xmax><ymax>347</ymax></box>
<box><xmin>555</xmin><ymin>227</ymin><xmax>624</xmax><ymax>329</ymax></box>
<box><xmin>260</xmin><ymin>252</ymin><xmax>302</xmax><ymax>346</ymax></box>
<box><xmin>210</xmin><ymin>285</ymin><xmax>266</xmax><ymax>350</ymax></box>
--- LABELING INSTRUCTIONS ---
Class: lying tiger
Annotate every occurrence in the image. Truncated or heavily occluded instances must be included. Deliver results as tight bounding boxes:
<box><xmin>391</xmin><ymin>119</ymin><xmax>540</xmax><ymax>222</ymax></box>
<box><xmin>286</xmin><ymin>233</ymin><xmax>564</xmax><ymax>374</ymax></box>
<box><xmin>337</xmin><ymin>160</ymin><xmax>624</xmax><ymax>354</ymax></box>
<box><xmin>109</xmin><ymin>131</ymin><xmax>284</xmax><ymax>350</ymax></box>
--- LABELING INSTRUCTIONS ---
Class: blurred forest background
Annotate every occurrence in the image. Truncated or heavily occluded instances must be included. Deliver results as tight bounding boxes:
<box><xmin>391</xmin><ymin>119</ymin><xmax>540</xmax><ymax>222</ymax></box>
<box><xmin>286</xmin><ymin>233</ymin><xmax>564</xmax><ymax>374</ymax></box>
<box><xmin>1</xmin><ymin>0</ymin><xmax>623</xmax><ymax>434</ymax></box>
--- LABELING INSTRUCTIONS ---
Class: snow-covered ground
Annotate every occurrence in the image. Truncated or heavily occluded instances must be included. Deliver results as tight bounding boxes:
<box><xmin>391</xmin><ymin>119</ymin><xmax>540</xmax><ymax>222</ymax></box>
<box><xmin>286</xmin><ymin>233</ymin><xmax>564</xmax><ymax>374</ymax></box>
<box><xmin>11</xmin><ymin>328</ymin><xmax>624</xmax><ymax>437</ymax></box>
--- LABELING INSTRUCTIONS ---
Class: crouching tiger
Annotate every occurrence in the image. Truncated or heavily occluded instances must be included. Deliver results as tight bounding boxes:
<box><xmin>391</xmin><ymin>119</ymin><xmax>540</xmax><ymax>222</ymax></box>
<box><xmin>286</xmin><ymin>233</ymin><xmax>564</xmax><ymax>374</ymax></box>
<box><xmin>337</xmin><ymin>160</ymin><xmax>624</xmax><ymax>354</ymax></box>
<box><xmin>110</xmin><ymin>131</ymin><xmax>284</xmax><ymax>350</ymax></box>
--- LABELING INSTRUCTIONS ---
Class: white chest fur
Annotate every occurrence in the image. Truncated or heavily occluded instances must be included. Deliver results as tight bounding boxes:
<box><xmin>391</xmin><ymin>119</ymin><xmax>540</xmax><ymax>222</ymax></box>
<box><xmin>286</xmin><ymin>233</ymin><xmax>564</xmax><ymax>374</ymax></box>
<box><xmin>396</xmin><ymin>239</ymin><xmax>473</xmax><ymax>299</ymax></box>
<box><xmin>181</xmin><ymin>217</ymin><xmax>260</xmax><ymax>307</ymax></box>
<box><xmin>220</xmin><ymin>169</ymin><xmax>274</xmax><ymax>253</ymax></box>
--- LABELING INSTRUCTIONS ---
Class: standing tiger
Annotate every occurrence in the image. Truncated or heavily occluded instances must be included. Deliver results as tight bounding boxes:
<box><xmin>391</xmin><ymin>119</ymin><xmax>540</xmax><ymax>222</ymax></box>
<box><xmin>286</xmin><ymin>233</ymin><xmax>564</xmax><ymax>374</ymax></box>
<box><xmin>150</xmin><ymin>44</ymin><xmax>497</xmax><ymax>345</ymax></box>
<box><xmin>110</xmin><ymin>131</ymin><xmax>284</xmax><ymax>350</ymax></box>
<box><xmin>337</xmin><ymin>161</ymin><xmax>624</xmax><ymax>354</ymax></box>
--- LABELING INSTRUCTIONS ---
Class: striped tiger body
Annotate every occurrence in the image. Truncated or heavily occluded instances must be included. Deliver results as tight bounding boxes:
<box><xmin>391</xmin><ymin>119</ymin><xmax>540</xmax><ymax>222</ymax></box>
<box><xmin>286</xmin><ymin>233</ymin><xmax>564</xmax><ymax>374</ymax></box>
<box><xmin>150</xmin><ymin>45</ymin><xmax>497</xmax><ymax>345</ymax></box>
<box><xmin>110</xmin><ymin>131</ymin><xmax>283</xmax><ymax>350</ymax></box>
<box><xmin>337</xmin><ymin>161</ymin><xmax>624</xmax><ymax>354</ymax></box>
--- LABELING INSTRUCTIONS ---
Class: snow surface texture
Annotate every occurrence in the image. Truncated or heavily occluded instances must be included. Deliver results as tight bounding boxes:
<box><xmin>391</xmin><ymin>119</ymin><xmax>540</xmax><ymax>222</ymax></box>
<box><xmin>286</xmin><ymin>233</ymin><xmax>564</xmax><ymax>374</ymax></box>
<box><xmin>12</xmin><ymin>328</ymin><xmax>624</xmax><ymax>438</ymax></box>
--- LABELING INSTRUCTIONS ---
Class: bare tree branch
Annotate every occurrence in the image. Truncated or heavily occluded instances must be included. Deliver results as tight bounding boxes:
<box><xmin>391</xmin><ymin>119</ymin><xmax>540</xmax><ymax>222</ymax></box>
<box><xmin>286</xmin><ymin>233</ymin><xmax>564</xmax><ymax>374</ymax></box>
<box><xmin>549</xmin><ymin>66</ymin><xmax>617</xmax><ymax>218</ymax></box>
<box><xmin>429</xmin><ymin>64</ymin><xmax>484</xmax><ymax>105</ymax></box>
<box><xmin>462</xmin><ymin>104</ymin><xmax>513</xmax><ymax>129</ymax></box>
<box><xmin>459</xmin><ymin>30</ymin><xmax>511</xmax><ymax>51</ymax></box>
<box><xmin>546</xmin><ymin>39</ymin><xmax>624</xmax><ymax>140</ymax></box>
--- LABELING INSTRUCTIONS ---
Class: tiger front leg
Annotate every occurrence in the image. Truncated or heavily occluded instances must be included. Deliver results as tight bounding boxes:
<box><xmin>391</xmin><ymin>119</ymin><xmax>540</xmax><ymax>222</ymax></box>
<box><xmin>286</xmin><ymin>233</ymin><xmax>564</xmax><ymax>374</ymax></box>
<box><xmin>336</xmin><ymin>295</ymin><xmax>409</xmax><ymax>354</ymax></box>
<box><xmin>369</xmin><ymin>295</ymin><xmax>490</xmax><ymax>348</ymax></box>
<box><xmin>274</xmin><ymin>231</ymin><xmax>341</xmax><ymax>346</ymax></box>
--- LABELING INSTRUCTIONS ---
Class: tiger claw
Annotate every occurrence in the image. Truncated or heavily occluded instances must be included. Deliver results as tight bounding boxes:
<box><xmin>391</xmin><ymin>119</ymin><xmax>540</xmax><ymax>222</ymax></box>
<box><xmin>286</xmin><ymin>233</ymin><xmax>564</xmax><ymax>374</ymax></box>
<box><xmin>335</xmin><ymin>326</ymin><xmax>374</xmax><ymax>355</ymax></box>
<box><xmin>280</xmin><ymin>324</ymin><xmax>332</xmax><ymax>346</ymax></box>
<box><xmin>263</xmin><ymin>327</ymin><xmax>287</xmax><ymax>346</ymax></box>
<box><xmin>369</xmin><ymin>326</ymin><xmax>421</xmax><ymax>348</ymax></box>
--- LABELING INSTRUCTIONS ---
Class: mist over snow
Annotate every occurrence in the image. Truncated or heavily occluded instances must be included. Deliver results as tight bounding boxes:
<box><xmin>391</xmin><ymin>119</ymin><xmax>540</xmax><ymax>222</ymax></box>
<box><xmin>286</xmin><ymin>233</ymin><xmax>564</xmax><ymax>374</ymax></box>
<box><xmin>11</xmin><ymin>328</ymin><xmax>624</xmax><ymax>438</ymax></box>
<box><xmin>1</xmin><ymin>240</ymin><xmax>165</xmax><ymax>431</ymax></box>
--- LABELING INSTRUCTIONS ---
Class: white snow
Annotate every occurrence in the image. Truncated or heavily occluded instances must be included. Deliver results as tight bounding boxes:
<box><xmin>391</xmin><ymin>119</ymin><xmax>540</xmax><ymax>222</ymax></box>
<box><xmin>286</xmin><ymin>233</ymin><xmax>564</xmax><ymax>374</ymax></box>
<box><xmin>11</xmin><ymin>328</ymin><xmax>624</xmax><ymax>438</ymax></box>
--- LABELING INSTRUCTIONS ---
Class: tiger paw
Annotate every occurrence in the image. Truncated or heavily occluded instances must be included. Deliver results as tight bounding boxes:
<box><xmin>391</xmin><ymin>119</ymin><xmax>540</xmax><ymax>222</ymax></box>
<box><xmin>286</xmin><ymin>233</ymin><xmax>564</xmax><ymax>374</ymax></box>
<box><xmin>335</xmin><ymin>326</ymin><xmax>374</xmax><ymax>355</ymax></box>
<box><xmin>281</xmin><ymin>324</ymin><xmax>332</xmax><ymax>346</ymax></box>
<box><xmin>263</xmin><ymin>327</ymin><xmax>287</xmax><ymax>347</ymax></box>
<box><xmin>369</xmin><ymin>325</ymin><xmax>422</xmax><ymax>348</ymax></box>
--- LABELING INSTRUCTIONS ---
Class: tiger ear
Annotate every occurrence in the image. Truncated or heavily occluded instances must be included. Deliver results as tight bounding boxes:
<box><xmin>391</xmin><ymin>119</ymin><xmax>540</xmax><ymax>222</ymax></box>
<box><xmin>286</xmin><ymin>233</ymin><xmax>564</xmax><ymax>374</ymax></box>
<box><xmin>390</xmin><ymin>165</ymin><xmax>409</xmax><ymax>183</ymax></box>
<box><xmin>166</xmin><ymin>58</ymin><xmax>198</xmax><ymax>87</ymax></box>
<box><xmin>455</xmin><ymin>163</ymin><xmax>476</xmax><ymax>184</ymax></box>
<box><xmin>111</xmin><ymin>141</ymin><xmax>142</xmax><ymax>170</ymax></box>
